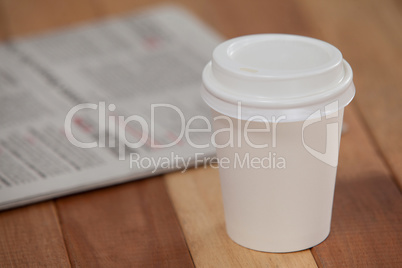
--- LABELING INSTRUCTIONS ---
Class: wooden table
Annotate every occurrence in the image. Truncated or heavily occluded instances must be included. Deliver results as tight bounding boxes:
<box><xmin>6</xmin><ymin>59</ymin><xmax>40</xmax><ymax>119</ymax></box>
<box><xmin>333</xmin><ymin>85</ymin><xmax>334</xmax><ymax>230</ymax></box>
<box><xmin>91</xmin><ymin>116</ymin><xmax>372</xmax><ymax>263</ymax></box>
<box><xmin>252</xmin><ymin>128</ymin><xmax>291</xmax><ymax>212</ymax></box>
<box><xmin>0</xmin><ymin>0</ymin><xmax>401</xmax><ymax>267</ymax></box>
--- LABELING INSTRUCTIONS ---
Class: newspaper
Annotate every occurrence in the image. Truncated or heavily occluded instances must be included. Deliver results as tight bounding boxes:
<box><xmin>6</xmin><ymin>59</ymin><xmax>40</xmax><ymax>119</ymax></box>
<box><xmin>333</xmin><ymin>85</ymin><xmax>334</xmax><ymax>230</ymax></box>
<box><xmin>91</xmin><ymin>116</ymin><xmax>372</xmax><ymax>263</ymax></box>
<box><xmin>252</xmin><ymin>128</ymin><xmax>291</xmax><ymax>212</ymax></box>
<box><xmin>0</xmin><ymin>6</ymin><xmax>221</xmax><ymax>210</ymax></box>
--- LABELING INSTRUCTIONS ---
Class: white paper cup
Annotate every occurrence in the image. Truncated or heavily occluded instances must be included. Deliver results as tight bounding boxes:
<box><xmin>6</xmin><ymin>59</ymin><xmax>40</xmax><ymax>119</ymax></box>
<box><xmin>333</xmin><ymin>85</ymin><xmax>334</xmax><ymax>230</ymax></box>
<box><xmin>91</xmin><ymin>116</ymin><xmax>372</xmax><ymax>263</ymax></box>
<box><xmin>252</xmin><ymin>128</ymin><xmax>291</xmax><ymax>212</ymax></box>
<box><xmin>201</xmin><ymin>34</ymin><xmax>355</xmax><ymax>253</ymax></box>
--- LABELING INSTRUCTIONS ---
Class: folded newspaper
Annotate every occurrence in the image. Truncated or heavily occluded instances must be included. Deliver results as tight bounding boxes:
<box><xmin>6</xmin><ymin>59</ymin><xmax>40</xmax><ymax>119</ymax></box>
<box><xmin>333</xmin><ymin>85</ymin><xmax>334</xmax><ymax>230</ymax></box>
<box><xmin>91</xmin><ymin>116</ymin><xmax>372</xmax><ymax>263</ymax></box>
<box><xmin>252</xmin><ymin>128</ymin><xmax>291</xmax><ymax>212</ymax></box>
<box><xmin>0</xmin><ymin>6</ymin><xmax>221</xmax><ymax>210</ymax></box>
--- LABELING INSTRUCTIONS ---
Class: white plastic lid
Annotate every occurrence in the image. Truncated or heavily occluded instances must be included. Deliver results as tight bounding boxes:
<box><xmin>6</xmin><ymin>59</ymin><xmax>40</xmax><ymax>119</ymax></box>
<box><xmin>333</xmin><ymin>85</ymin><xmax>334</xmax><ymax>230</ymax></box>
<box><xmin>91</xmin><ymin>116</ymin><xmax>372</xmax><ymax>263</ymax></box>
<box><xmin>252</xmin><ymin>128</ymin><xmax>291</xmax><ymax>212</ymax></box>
<box><xmin>201</xmin><ymin>34</ymin><xmax>355</xmax><ymax>122</ymax></box>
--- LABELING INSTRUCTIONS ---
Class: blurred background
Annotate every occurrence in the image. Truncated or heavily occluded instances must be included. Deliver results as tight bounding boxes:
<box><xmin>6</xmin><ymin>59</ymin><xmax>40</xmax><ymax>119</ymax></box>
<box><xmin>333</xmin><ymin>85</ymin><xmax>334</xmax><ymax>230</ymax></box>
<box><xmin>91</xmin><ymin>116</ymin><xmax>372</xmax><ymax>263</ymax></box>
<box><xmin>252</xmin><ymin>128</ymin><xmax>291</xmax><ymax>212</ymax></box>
<box><xmin>1</xmin><ymin>0</ymin><xmax>400</xmax><ymax>185</ymax></box>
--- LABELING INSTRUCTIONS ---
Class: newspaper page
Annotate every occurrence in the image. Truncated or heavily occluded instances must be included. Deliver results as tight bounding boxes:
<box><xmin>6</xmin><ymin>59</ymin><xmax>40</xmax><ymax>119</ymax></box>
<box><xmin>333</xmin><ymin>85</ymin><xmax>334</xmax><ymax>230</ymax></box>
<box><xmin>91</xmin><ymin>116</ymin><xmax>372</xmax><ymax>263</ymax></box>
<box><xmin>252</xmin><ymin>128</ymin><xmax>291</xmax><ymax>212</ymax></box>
<box><xmin>0</xmin><ymin>6</ymin><xmax>221</xmax><ymax>210</ymax></box>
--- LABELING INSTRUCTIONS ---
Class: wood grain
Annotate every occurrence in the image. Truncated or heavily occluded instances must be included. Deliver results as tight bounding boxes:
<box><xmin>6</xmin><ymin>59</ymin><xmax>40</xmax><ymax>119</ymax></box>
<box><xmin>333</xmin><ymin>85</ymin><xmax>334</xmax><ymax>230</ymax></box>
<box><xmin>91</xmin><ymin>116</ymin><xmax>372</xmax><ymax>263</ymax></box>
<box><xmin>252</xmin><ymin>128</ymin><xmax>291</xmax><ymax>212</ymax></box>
<box><xmin>1</xmin><ymin>0</ymin><xmax>194</xmax><ymax>266</ymax></box>
<box><xmin>0</xmin><ymin>1</ymin><xmax>94</xmax><ymax>267</ymax></box>
<box><xmin>0</xmin><ymin>202</ymin><xmax>70</xmax><ymax>267</ymax></box>
<box><xmin>311</xmin><ymin>105</ymin><xmax>402</xmax><ymax>267</ymax></box>
<box><xmin>0</xmin><ymin>0</ymin><xmax>97</xmax><ymax>37</ymax></box>
<box><xmin>298</xmin><ymin>0</ymin><xmax>402</xmax><ymax>189</ymax></box>
<box><xmin>165</xmin><ymin>168</ymin><xmax>318</xmax><ymax>268</ymax></box>
<box><xmin>162</xmin><ymin>0</ymin><xmax>402</xmax><ymax>267</ymax></box>
<box><xmin>56</xmin><ymin>177</ymin><xmax>194</xmax><ymax>267</ymax></box>
<box><xmin>162</xmin><ymin>1</ymin><xmax>320</xmax><ymax>266</ymax></box>
<box><xmin>291</xmin><ymin>2</ymin><xmax>402</xmax><ymax>265</ymax></box>
<box><xmin>0</xmin><ymin>2</ymin><xmax>6</xmax><ymax>40</ymax></box>
<box><xmin>0</xmin><ymin>0</ymin><xmax>401</xmax><ymax>267</ymax></box>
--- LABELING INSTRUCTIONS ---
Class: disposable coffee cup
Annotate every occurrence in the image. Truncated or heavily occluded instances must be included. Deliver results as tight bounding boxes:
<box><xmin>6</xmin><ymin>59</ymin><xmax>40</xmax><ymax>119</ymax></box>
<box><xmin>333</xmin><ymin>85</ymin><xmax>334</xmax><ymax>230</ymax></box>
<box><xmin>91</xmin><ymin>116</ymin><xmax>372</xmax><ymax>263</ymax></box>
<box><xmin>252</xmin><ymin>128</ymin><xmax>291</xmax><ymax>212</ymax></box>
<box><xmin>201</xmin><ymin>34</ymin><xmax>355</xmax><ymax>253</ymax></box>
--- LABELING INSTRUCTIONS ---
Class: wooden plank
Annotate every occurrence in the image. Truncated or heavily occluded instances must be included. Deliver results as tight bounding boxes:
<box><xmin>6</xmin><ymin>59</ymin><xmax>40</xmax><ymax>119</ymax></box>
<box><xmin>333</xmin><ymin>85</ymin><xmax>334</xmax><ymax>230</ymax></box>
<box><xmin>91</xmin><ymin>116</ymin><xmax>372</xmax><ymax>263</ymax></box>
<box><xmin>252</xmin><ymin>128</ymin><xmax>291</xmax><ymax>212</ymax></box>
<box><xmin>201</xmin><ymin>0</ymin><xmax>312</xmax><ymax>39</ymax></box>
<box><xmin>55</xmin><ymin>177</ymin><xmax>194</xmax><ymax>267</ymax></box>
<box><xmin>0</xmin><ymin>0</ymin><xmax>98</xmax><ymax>267</ymax></box>
<box><xmin>0</xmin><ymin>202</ymin><xmax>71</xmax><ymax>267</ymax></box>
<box><xmin>294</xmin><ymin>1</ymin><xmax>402</xmax><ymax>265</ymax></box>
<box><xmin>95</xmin><ymin>0</ymin><xmax>312</xmax><ymax>39</ymax></box>
<box><xmin>94</xmin><ymin>0</ymin><xmax>199</xmax><ymax>17</ymax></box>
<box><xmin>165</xmin><ymin>168</ymin><xmax>318</xmax><ymax>268</ymax></box>
<box><xmin>297</xmin><ymin>0</ymin><xmax>402</xmax><ymax>189</ymax></box>
<box><xmin>0</xmin><ymin>0</ymin><xmax>97</xmax><ymax>37</ymax></box>
<box><xmin>161</xmin><ymin>0</ymin><xmax>318</xmax><ymax>266</ymax></box>
<box><xmin>311</xmin><ymin>105</ymin><xmax>402</xmax><ymax>267</ymax></box>
<box><xmin>162</xmin><ymin>0</ymin><xmax>402</xmax><ymax>267</ymax></box>
<box><xmin>0</xmin><ymin>2</ymin><xmax>6</xmax><ymax>41</ymax></box>
<box><xmin>93</xmin><ymin>0</ymin><xmax>218</xmax><ymax>41</ymax></box>
<box><xmin>1</xmin><ymin>0</ymin><xmax>400</xmax><ymax>267</ymax></box>
<box><xmin>0</xmin><ymin>0</ymin><xmax>193</xmax><ymax>266</ymax></box>
<box><xmin>1</xmin><ymin>0</ymin><xmax>194</xmax><ymax>266</ymax></box>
